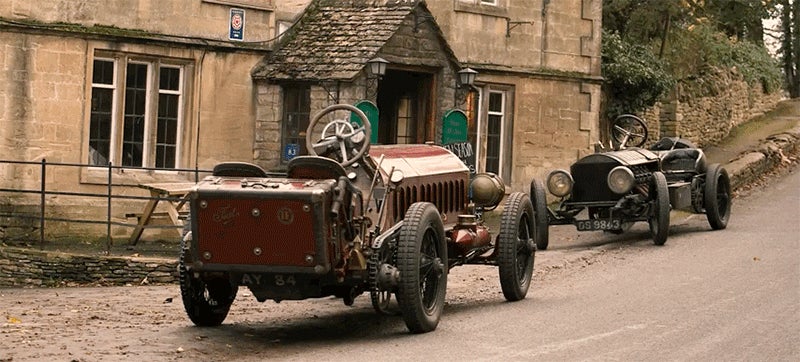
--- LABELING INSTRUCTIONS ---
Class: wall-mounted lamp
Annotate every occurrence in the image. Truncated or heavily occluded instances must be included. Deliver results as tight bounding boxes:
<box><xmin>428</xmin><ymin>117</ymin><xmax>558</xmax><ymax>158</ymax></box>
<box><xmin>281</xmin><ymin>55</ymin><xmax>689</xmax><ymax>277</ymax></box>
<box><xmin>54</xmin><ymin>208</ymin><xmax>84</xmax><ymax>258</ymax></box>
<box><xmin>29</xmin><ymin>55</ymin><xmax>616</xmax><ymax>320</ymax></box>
<box><xmin>458</xmin><ymin>68</ymin><xmax>478</xmax><ymax>87</ymax></box>
<box><xmin>368</xmin><ymin>57</ymin><xmax>389</xmax><ymax>78</ymax></box>
<box><xmin>455</xmin><ymin>67</ymin><xmax>478</xmax><ymax>107</ymax></box>
<box><xmin>365</xmin><ymin>57</ymin><xmax>389</xmax><ymax>99</ymax></box>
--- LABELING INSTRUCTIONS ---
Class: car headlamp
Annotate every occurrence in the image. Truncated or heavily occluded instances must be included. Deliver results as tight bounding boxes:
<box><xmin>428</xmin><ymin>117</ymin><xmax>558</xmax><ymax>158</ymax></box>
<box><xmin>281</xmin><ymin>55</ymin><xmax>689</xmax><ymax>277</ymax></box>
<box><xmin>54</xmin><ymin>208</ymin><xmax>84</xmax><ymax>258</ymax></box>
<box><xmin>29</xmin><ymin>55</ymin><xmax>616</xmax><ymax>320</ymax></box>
<box><xmin>546</xmin><ymin>170</ymin><xmax>573</xmax><ymax>197</ymax></box>
<box><xmin>607</xmin><ymin>166</ymin><xmax>635</xmax><ymax>194</ymax></box>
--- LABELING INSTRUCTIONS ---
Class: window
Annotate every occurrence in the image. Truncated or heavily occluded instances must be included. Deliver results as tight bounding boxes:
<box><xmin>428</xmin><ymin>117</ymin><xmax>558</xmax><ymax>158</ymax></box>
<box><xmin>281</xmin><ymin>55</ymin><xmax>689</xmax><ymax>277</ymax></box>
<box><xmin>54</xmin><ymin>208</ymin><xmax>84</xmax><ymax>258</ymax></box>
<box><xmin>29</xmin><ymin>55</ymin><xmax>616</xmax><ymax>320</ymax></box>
<box><xmin>88</xmin><ymin>55</ymin><xmax>185</xmax><ymax>169</ymax></box>
<box><xmin>396</xmin><ymin>95</ymin><xmax>416</xmax><ymax>144</ymax></box>
<box><xmin>455</xmin><ymin>0</ymin><xmax>507</xmax><ymax>17</ymax></box>
<box><xmin>485</xmin><ymin>91</ymin><xmax>505</xmax><ymax>175</ymax></box>
<box><xmin>281</xmin><ymin>85</ymin><xmax>311</xmax><ymax>162</ymax></box>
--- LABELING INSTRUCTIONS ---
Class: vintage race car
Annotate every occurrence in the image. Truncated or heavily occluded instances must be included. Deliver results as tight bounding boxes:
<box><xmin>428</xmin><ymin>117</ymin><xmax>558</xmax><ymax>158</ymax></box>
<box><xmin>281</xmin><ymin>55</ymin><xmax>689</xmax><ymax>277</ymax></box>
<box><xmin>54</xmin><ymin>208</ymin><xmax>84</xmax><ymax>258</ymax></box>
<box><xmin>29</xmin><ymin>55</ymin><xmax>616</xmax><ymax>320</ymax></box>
<box><xmin>531</xmin><ymin>114</ymin><xmax>731</xmax><ymax>249</ymax></box>
<box><xmin>179</xmin><ymin>104</ymin><xmax>539</xmax><ymax>334</ymax></box>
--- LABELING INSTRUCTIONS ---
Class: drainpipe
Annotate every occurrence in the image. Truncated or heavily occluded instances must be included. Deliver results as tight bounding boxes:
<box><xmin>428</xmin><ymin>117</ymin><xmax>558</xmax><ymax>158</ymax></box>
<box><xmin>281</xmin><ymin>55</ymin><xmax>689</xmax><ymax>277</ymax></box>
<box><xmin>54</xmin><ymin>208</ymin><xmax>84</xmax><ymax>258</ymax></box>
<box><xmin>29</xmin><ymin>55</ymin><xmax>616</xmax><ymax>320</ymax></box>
<box><xmin>540</xmin><ymin>0</ymin><xmax>550</xmax><ymax>67</ymax></box>
<box><xmin>194</xmin><ymin>49</ymin><xmax>207</xmax><ymax>182</ymax></box>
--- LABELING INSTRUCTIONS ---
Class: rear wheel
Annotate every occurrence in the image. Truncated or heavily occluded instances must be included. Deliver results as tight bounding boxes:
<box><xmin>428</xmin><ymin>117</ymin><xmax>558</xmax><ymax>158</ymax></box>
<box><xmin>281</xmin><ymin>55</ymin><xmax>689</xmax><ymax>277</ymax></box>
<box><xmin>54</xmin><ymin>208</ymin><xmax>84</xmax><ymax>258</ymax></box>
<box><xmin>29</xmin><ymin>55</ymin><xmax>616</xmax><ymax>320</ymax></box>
<box><xmin>704</xmin><ymin>163</ymin><xmax>731</xmax><ymax>230</ymax></box>
<box><xmin>179</xmin><ymin>236</ymin><xmax>238</xmax><ymax>327</ymax></box>
<box><xmin>529</xmin><ymin>179</ymin><xmax>550</xmax><ymax>250</ymax></box>
<box><xmin>498</xmin><ymin>192</ymin><xmax>535</xmax><ymax>302</ymax></box>
<box><xmin>649</xmin><ymin>172</ymin><xmax>670</xmax><ymax>246</ymax></box>
<box><xmin>396</xmin><ymin>202</ymin><xmax>447</xmax><ymax>334</ymax></box>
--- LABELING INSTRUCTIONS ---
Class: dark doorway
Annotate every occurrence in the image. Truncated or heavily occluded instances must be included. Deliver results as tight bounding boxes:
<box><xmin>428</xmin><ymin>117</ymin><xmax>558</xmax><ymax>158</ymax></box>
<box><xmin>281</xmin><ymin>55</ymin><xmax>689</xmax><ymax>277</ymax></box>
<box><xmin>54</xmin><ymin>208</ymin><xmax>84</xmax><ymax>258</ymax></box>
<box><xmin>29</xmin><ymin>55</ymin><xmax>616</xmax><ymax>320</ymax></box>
<box><xmin>376</xmin><ymin>70</ymin><xmax>433</xmax><ymax>144</ymax></box>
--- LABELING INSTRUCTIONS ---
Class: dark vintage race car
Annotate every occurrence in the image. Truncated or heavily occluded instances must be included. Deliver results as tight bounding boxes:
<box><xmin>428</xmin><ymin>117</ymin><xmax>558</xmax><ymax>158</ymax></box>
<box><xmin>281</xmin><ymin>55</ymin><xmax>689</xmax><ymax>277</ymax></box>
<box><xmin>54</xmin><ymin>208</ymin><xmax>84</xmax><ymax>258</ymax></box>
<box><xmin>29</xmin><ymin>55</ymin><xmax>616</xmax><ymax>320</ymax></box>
<box><xmin>179</xmin><ymin>104</ymin><xmax>539</xmax><ymax>334</ymax></box>
<box><xmin>531</xmin><ymin>114</ymin><xmax>731</xmax><ymax>250</ymax></box>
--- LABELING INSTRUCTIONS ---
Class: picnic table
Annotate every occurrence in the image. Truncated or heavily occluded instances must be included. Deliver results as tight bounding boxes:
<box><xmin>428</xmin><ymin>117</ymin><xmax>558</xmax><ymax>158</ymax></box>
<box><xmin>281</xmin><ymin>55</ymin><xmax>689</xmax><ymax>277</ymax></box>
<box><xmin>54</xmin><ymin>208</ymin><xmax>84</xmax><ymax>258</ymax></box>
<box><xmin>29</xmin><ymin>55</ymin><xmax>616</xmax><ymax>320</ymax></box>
<box><xmin>127</xmin><ymin>182</ymin><xmax>196</xmax><ymax>246</ymax></box>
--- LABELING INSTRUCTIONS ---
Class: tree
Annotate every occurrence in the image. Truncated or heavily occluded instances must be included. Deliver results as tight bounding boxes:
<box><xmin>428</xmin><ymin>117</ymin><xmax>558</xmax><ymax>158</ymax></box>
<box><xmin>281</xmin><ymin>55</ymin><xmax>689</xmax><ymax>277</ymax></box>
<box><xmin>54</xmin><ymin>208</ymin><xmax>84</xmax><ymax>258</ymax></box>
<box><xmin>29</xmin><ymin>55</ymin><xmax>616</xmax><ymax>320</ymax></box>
<box><xmin>780</xmin><ymin>0</ymin><xmax>800</xmax><ymax>97</ymax></box>
<box><xmin>684</xmin><ymin>0</ymin><xmax>778</xmax><ymax>44</ymax></box>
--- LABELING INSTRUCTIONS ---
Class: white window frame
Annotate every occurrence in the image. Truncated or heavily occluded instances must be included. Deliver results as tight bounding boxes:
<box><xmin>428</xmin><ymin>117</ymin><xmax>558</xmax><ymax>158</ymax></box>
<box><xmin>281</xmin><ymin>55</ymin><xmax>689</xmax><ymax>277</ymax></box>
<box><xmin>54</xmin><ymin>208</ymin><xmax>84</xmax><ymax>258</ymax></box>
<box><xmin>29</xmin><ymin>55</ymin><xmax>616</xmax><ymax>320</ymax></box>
<box><xmin>485</xmin><ymin>90</ymin><xmax>506</xmax><ymax>177</ymax></box>
<box><xmin>88</xmin><ymin>53</ymin><xmax>187</xmax><ymax>171</ymax></box>
<box><xmin>155</xmin><ymin>65</ymin><xmax>185</xmax><ymax>172</ymax></box>
<box><xmin>90</xmin><ymin>57</ymin><xmax>119</xmax><ymax>166</ymax></box>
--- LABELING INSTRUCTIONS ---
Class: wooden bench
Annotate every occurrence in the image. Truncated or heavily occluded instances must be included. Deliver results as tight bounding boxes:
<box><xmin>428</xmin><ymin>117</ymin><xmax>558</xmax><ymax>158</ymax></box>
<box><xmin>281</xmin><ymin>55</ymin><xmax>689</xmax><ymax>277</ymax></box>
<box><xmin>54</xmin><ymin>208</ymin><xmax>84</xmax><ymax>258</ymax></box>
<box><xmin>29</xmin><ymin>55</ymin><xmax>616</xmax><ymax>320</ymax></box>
<box><xmin>128</xmin><ymin>182</ymin><xmax>196</xmax><ymax>245</ymax></box>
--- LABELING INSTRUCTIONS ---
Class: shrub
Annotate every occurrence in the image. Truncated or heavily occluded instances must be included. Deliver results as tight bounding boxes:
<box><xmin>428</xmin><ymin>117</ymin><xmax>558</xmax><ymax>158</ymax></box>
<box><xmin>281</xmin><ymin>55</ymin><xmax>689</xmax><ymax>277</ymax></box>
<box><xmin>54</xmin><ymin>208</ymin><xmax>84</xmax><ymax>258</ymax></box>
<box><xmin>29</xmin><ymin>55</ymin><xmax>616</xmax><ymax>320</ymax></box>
<box><xmin>601</xmin><ymin>31</ymin><xmax>675</xmax><ymax>120</ymax></box>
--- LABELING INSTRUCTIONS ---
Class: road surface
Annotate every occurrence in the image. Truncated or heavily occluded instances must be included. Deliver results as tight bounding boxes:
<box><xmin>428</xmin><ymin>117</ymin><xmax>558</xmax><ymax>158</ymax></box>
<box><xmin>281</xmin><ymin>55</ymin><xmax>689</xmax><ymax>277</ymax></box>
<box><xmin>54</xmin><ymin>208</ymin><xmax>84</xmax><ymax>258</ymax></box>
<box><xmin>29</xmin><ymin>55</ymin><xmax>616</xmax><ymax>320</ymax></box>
<box><xmin>2</xmin><ymin>167</ymin><xmax>798</xmax><ymax>361</ymax></box>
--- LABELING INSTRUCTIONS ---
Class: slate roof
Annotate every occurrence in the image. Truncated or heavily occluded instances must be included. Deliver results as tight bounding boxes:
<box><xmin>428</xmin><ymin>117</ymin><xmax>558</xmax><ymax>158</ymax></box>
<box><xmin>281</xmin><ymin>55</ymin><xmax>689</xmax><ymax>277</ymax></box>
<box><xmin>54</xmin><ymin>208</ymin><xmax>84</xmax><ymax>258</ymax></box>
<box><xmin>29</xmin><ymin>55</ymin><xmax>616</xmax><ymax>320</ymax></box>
<box><xmin>251</xmin><ymin>0</ymin><xmax>428</xmax><ymax>81</ymax></box>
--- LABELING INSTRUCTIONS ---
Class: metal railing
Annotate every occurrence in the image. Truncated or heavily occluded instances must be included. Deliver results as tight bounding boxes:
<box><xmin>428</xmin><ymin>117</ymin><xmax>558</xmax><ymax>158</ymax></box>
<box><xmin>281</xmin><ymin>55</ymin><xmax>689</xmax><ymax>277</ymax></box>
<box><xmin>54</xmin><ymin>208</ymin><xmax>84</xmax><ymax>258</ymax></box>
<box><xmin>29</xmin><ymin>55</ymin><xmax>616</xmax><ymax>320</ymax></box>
<box><xmin>0</xmin><ymin>159</ymin><xmax>212</xmax><ymax>254</ymax></box>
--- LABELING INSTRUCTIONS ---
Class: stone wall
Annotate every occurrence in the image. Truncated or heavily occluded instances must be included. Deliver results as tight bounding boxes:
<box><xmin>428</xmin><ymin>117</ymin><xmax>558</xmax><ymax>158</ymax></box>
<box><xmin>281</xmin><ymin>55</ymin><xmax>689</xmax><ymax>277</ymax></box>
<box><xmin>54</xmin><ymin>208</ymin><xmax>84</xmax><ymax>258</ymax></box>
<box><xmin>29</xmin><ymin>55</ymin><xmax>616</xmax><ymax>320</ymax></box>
<box><xmin>643</xmin><ymin>68</ymin><xmax>783</xmax><ymax>148</ymax></box>
<box><xmin>0</xmin><ymin>247</ymin><xmax>177</xmax><ymax>287</ymax></box>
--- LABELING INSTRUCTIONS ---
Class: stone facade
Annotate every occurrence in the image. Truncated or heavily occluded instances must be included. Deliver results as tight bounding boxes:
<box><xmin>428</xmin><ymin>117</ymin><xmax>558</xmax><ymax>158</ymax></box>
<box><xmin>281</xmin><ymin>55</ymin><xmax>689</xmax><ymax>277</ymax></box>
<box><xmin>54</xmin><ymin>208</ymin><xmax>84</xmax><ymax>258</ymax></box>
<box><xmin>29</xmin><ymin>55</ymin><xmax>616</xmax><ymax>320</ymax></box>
<box><xmin>426</xmin><ymin>0</ymin><xmax>604</xmax><ymax>188</ymax></box>
<box><xmin>253</xmin><ymin>1</ymin><xmax>461</xmax><ymax>170</ymax></box>
<box><xmin>0</xmin><ymin>1</ymin><xmax>278</xmax><ymax>239</ymax></box>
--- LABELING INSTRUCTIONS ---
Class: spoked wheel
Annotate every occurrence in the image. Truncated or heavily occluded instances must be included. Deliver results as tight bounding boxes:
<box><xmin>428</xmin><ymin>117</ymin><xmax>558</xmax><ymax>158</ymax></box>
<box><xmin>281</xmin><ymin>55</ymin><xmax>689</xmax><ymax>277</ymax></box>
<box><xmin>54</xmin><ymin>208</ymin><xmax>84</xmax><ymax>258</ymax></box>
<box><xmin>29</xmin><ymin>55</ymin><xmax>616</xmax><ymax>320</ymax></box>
<box><xmin>179</xmin><ymin>237</ymin><xmax>238</xmax><ymax>327</ymax></box>
<box><xmin>648</xmin><ymin>171</ymin><xmax>670</xmax><ymax>246</ymax></box>
<box><xmin>529</xmin><ymin>179</ymin><xmax>550</xmax><ymax>250</ymax></box>
<box><xmin>396</xmin><ymin>202</ymin><xmax>447</xmax><ymax>334</ymax></box>
<box><xmin>497</xmin><ymin>192</ymin><xmax>535</xmax><ymax>302</ymax></box>
<box><xmin>704</xmin><ymin>163</ymin><xmax>731</xmax><ymax>230</ymax></box>
<box><xmin>612</xmin><ymin>114</ymin><xmax>648</xmax><ymax>149</ymax></box>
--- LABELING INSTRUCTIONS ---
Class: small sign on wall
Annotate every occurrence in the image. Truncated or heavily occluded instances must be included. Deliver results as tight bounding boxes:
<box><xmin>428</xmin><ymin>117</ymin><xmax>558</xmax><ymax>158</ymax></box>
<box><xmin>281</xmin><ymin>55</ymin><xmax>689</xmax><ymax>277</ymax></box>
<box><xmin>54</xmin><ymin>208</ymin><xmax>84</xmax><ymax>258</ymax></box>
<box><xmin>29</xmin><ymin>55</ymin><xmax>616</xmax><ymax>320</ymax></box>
<box><xmin>229</xmin><ymin>8</ymin><xmax>245</xmax><ymax>41</ymax></box>
<box><xmin>284</xmin><ymin>143</ymin><xmax>299</xmax><ymax>161</ymax></box>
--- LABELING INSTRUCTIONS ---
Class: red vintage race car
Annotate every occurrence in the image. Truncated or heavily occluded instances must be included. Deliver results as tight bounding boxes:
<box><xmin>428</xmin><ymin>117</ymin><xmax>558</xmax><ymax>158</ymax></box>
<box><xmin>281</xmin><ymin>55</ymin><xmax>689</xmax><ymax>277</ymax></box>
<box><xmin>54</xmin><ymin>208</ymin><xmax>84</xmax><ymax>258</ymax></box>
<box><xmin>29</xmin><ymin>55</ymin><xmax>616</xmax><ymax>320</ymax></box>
<box><xmin>180</xmin><ymin>104</ymin><xmax>541</xmax><ymax>333</ymax></box>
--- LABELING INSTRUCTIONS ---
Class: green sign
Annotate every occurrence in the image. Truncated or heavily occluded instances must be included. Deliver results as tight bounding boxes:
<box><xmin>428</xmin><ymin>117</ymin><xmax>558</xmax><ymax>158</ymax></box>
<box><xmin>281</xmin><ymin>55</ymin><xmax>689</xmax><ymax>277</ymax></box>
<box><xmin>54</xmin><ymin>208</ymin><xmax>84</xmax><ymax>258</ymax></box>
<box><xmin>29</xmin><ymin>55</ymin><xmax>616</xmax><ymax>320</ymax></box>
<box><xmin>441</xmin><ymin>109</ymin><xmax>475</xmax><ymax>174</ymax></box>
<box><xmin>350</xmin><ymin>100</ymin><xmax>379</xmax><ymax>144</ymax></box>
<box><xmin>442</xmin><ymin>109</ymin><xmax>468</xmax><ymax>144</ymax></box>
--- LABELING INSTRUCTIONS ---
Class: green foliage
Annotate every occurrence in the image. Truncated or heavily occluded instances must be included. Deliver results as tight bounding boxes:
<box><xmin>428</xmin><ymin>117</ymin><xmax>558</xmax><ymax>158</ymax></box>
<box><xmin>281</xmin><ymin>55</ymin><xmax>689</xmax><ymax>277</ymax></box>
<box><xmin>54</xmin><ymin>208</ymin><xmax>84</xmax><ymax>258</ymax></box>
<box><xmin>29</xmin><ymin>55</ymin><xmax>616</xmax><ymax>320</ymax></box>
<box><xmin>601</xmin><ymin>31</ymin><xmax>675</xmax><ymax>119</ymax></box>
<box><xmin>603</xmin><ymin>0</ymin><xmax>685</xmax><ymax>44</ymax></box>
<box><xmin>666</xmin><ymin>24</ymin><xmax>782</xmax><ymax>95</ymax></box>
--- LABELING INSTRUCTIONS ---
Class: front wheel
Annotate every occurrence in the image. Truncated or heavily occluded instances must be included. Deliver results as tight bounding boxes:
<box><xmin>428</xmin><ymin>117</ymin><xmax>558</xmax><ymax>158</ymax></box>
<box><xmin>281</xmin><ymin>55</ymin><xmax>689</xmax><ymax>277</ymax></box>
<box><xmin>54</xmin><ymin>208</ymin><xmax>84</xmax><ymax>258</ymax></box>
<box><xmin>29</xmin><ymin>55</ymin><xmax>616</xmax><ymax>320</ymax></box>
<box><xmin>529</xmin><ymin>179</ymin><xmax>550</xmax><ymax>250</ymax></box>
<box><xmin>179</xmin><ymin>238</ymin><xmax>238</xmax><ymax>327</ymax></box>
<box><xmin>498</xmin><ymin>192</ymin><xmax>535</xmax><ymax>302</ymax></box>
<box><xmin>704</xmin><ymin>163</ymin><xmax>731</xmax><ymax>230</ymax></box>
<box><xmin>396</xmin><ymin>202</ymin><xmax>447</xmax><ymax>334</ymax></box>
<box><xmin>649</xmin><ymin>172</ymin><xmax>670</xmax><ymax>246</ymax></box>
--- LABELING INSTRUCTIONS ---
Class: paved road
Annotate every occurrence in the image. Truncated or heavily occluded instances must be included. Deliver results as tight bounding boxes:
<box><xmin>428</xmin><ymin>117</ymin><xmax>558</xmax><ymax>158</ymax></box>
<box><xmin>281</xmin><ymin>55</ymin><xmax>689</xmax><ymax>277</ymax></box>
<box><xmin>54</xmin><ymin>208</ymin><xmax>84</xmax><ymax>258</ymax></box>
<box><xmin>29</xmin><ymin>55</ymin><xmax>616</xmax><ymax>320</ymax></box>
<box><xmin>2</xmin><ymin>168</ymin><xmax>798</xmax><ymax>361</ymax></box>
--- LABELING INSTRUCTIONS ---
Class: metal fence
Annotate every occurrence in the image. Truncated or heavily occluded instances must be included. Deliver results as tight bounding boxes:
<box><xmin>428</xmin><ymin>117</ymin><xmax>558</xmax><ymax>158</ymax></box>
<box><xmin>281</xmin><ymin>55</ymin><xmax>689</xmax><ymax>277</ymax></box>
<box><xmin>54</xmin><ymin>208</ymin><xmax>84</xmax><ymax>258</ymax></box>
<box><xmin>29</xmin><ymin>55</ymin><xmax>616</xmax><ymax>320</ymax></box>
<box><xmin>0</xmin><ymin>159</ymin><xmax>211</xmax><ymax>254</ymax></box>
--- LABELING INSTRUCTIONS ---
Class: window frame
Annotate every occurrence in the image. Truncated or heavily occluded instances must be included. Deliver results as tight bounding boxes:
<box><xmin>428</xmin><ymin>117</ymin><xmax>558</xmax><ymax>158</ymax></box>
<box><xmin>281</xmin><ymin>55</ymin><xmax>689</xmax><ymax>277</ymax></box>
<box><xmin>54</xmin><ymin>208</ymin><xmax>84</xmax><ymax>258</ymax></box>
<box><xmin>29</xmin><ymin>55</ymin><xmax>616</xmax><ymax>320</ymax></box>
<box><xmin>475</xmin><ymin>84</ymin><xmax>514</xmax><ymax>183</ymax></box>
<box><xmin>455</xmin><ymin>0</ymin><xmax>508</xmax><ymax>17</ymax></box>
<box><xmin>87</xmin><ymin>52</ymin><xmax>189</xmax><ymax>172</ymax></box>
<box><xmin>280</xmin><ymin>84</ymin><xmax>312</xmax><ymax>163</ymax></box>
<box><xmin>485</xmin><ymin>90</ymin><xmax>505</xmax><ymax>176</ymax></box>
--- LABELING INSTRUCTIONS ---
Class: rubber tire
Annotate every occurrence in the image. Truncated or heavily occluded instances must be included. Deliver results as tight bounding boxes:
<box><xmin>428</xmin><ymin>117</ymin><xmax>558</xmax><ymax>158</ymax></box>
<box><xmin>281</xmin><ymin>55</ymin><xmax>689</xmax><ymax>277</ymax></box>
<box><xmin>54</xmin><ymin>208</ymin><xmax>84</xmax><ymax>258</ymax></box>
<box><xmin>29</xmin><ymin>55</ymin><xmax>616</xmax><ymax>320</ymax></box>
<box><xmin>179</xmin><ymin>231</ymin><xmax>238</xmax><ymax>327</ymax></box>
<box><xmin>498</xmin><ymin>192</ymin><xmax>535</xmax><ymax>302</ymax></box>
<box><xmin>529</xmin><ymin>179</ymin><xmax>550</xmax><ymax>250</ymax></box>
<box><xmin>649</xmin><ymin>171</ymin><xmax>670</xmax><ymax>246</ymax></box>
<box><xmin>396</xmin><ymin>202</ymin><xmax>447</xmax><ymax>334</ymax></box>
<box><xmin>704</xmin><ymin>163</ymin><xmax>731</xmax><ymax>230</ymax></box>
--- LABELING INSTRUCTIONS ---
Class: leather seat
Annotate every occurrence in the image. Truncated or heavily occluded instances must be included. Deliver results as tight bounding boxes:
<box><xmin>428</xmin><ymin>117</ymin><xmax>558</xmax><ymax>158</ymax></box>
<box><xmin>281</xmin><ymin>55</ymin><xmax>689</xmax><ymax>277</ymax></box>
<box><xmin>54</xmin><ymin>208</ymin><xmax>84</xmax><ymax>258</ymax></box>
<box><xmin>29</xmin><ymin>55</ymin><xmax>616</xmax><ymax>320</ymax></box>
<box><xmin>660</xmin><ymin>148</ymin><xmax>707</xmax><ymax>173</ymax></box>
<box><xmin>212</xmin><ymin>162</ymin><xmax>269</xmax><ymax>177</ymax></box>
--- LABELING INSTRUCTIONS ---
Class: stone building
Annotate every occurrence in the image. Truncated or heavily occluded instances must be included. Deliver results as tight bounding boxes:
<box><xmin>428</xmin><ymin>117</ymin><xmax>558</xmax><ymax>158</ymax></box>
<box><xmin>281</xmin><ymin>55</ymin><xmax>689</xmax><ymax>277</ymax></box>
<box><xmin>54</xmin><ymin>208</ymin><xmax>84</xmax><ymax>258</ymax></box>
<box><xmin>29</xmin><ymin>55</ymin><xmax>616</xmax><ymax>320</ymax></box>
<box><xmin>252</xmin><ymin>0</ymin><xmax>603</xmax><ymax>191</ymax></box>
<box><xmin>0</xmin><ymin>0</ymin><xmax>602</xmax><ymax>240</ymax></box>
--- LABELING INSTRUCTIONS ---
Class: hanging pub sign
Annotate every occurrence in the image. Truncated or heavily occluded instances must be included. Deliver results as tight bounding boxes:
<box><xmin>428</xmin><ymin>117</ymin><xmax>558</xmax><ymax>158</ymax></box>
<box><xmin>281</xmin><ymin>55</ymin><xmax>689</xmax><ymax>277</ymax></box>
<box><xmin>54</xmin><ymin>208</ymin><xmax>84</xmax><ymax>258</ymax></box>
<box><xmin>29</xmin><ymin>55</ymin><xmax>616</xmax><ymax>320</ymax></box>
<box><xmin>229</xmin><ymin>8</ymin><xmax>245</xmax><ymax>41</ymax></box>
<box><xmin>441</xmin><ymin>109</ymin><xmax>476</xmax><ymax>174</ymax></box>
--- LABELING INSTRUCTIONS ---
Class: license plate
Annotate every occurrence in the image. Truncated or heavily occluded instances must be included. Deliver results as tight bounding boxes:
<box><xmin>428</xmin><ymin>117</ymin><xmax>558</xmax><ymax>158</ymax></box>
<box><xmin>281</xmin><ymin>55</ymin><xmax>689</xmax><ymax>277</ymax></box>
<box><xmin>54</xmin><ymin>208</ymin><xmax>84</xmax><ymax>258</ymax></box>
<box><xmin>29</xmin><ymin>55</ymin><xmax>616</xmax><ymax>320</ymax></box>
<box><xmin>575</xmin><ymin>219</ymin><xmax>622</xmax><ymax>231</ymax></box>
